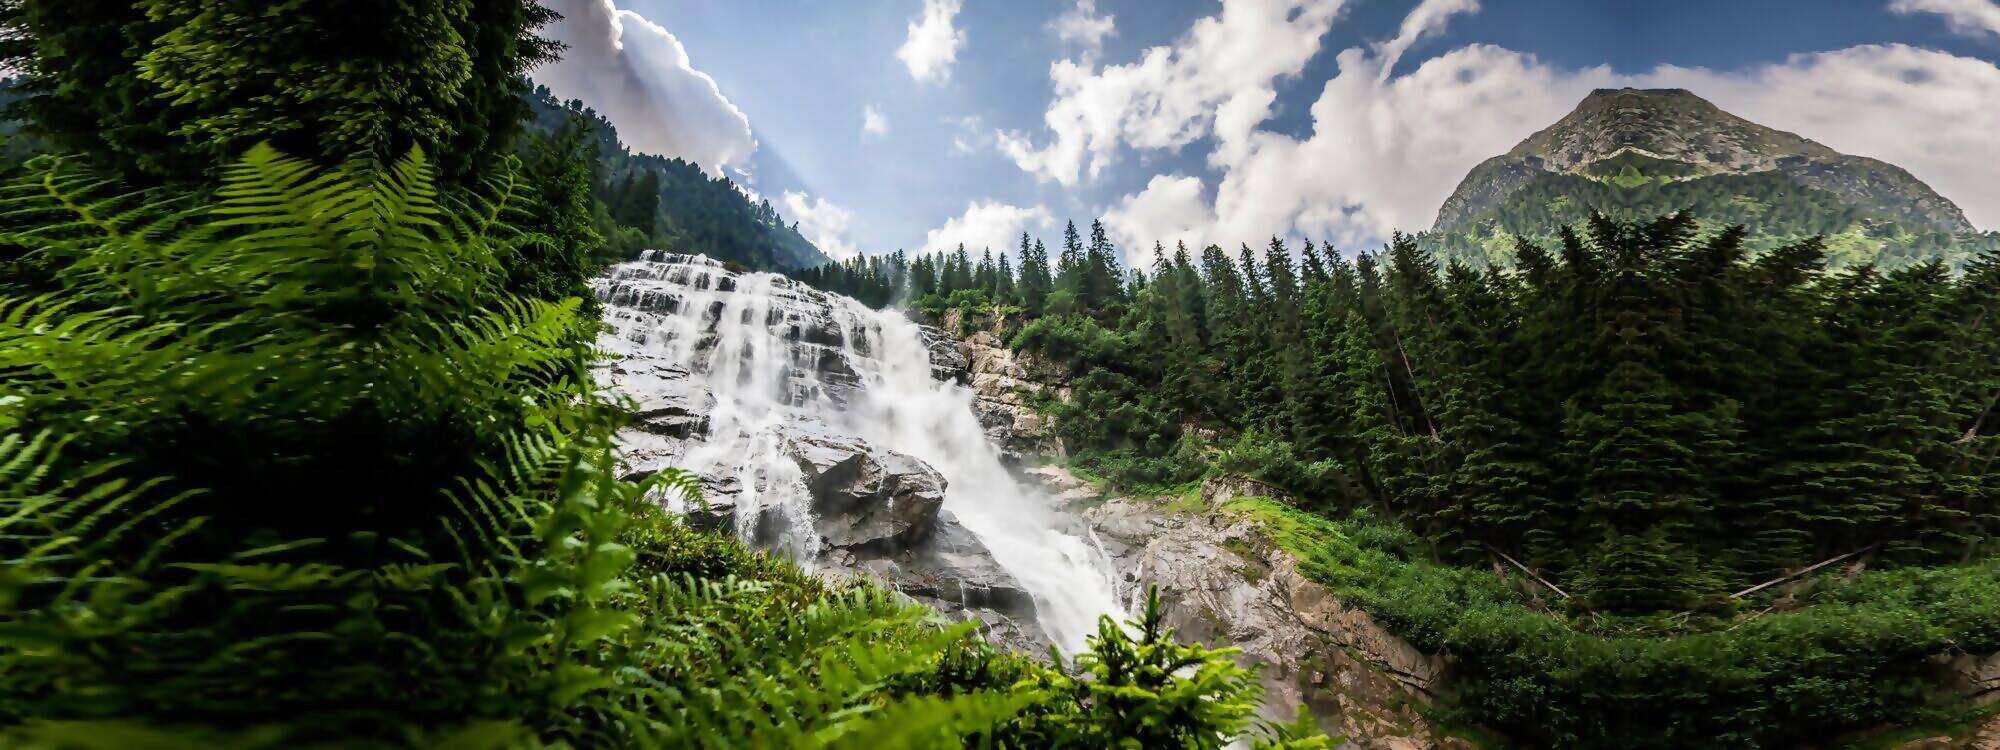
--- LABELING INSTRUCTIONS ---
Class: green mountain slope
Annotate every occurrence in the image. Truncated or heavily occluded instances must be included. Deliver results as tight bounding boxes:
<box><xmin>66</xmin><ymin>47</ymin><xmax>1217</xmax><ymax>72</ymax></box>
<box><xmin>523</xmin><ymin>87</ymin><xmax>826</xmax><ymax>271</ymax></box>
<box><xmin>1425</xmin><ymin>87</ymin><xmax>1996</xmax><ymax>269</ymax></box>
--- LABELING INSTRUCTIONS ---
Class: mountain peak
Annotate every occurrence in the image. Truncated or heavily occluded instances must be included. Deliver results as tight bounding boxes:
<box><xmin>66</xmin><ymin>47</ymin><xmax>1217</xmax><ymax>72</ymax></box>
<box><xmin>1431</xmin><ymin>87</ymin><xmax>1974</xmax><ymax>240</ymax></box>
<box><xmin>1504</xmin><ymin>87</ymin><xmax>1839</xmax><ymax>170</ymax></box>
<box><xmin>1579</xmin><ymin>86</ymin><xmax>1705</xmax><ymax>102</ymax></box>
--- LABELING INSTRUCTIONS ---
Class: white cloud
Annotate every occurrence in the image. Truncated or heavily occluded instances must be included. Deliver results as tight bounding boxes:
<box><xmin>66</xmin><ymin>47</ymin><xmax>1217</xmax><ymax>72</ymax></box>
<box><xmin>782</xmin><ymin>191</ymin><xmax>861</xmax><ymax>261</ymax></box>
<box><xmin>862</xmin><ymin>105</ymin><xmax>890</xmax><ymax>138</ymax></box>
<box><xmin>947</xmin><ymin>115</ymin><xmax>988</xmax><ymax>155</ymax></box>
<box><xmin>1373</xmin><ymin>0</ymin><xmax>1479</xmax><ymax>79</ymax></box>
<box><xmin>1102</xmin><ymin>174</ymin><xmax>1214</xmax><ymax>265</ymax></box>
<box><xmin>998</xmin><ymin>0</ymin><xmax>1348</xmax><ymax>186</ymax></box>
<box><xmin>1890</xmin><ymin>0</ymin><xmax>2000</xmax><ymax>37</ymax></box>
<box><xmin>922</xmin><ymin>201</ymin><xmax>1056</xmax><ymax>257</ymax></box>
<box><xmin>1053</xmin><ymin>0</ymin><xmax>1116</xmax><ymax>57</ymax></box>
<box><xmin>898</xmin><ymin>0</ymin><xmax>965</xmax><ymax>85</ymax></box>
<box><xmin>1638</xmin><ymin>44</ymin><xmax>2000</xmax><ymax>230</ymax></box>
<box><xmin>535</xmin><ymin>0</ymin><xmax>755</xmax><ymax>177</ymax></box>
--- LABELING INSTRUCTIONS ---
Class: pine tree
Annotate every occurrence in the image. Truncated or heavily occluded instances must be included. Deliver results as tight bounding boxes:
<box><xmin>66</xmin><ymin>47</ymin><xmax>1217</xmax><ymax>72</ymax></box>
<box><xmin>1085</xmin><ymin>219</ymin><xmax>1123</xmax><ymax>310</ymax></box>
<box><xmin>1057</xmin><ymin>221</ymin><xmax>1085</xmax><ymax>301</ymax></box>
<box><xmin>1019</xmin><ymin>233</ymin><xmax>1053</xmax><ymax>314</ymax></box>
<box><xmin>996</xmin><ymin>251</ymin><xmax>1016</xmax><ymax>303</ymax></box>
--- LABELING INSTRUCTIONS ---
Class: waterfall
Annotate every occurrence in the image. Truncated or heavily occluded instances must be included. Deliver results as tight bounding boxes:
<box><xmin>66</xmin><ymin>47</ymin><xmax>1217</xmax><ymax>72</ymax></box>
<box><xmin>594</xmin><ymin>251</ymin><xmax>1125</xmax><ymax>651</ymax></box>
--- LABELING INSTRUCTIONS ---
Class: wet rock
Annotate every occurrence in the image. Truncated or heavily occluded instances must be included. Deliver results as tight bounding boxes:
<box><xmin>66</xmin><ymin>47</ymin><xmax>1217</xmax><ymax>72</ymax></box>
<box><xmin>919</xmin><ymin>325</ymin><xmax>970</xmax><ymax>384</ymax></box>
<box><xmin>783</xmin><ymin>430</ymin><xmax>947</xmax><ymax>554</ymax></box>
<box><xmin>943</xmin><ymin>326</ymin><xmax>1066</xmax><ymax>463</ymax></box>
<box><xmin>1198</xmin><ymin>475</ymin><xmax>1289</xmax><ymax>509</ymax></box>
<box><xmin>849</xmin><ymin>510</ymin><xmax>1047</xmax><ymax>652</ymax></box>
<box><xmin>1020</xmin><ymin>464</ymin><xmax>1103</xmax><ymax>513</ymax></box>
<box><xmin>1945</xmin><ymin>650</ymin><xmax>2000</xmax><ymax>705</ymax></box>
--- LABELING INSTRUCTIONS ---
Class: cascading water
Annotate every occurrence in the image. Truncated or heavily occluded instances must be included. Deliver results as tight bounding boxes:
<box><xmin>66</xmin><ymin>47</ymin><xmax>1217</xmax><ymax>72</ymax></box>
<box><xmin>594</xmin><ymin>251</ymin><xmax>1124</xmax><ymax>651</ymax></box>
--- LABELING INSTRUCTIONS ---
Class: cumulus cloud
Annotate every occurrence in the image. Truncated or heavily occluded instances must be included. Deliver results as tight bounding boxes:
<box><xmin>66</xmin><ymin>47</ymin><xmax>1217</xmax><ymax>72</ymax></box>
<box><xmin>782</xmin><ymin>191</ymin><xmax>861</xmax><ymax>261</ymax></box>
<box><xmin>898</xmin><ymin>0</ymin><xmax>966</xmax><ymax>85</ymax></box>
<box><xmin>1101</xmin><ymin>174</ymin><xmax>1214</xmax><ymax>265</ymax></box>
<box><xmin>998</xmin><ymin>0</ymin><xmax>1348</xmax><ymax>186</ymax></box>
<box><xmin>862</xmin><ymin>105</ymin><xmax>890</xmax><ymax>138</ymax></box>
<box><xmin>535</xmin><ymin>0</ymin><xmax>755</xmax><ymax>177</ymax></box>
<box><xmin>1053</xmin><ymin>0</ymin><xmax>1116</xmax><ymax>57</ymax></box>
<box><xmin>1198</xmin><ymin>44</ymin><xmax>1610</xmax><ymax>248</ymax></box>
<box><xmin>922</xmin><ymin>201</ymin><xmax>1056</xmax><ymax>257</ymax></box>
<box><xmin>1890</xmin><ymin>0</ymin><xmax>2000</xmax><ymax>37</ymax></box>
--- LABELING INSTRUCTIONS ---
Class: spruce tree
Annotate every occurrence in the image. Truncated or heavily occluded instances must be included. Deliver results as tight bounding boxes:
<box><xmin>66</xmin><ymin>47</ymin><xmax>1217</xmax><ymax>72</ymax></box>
<box><xmin>1057</xmin><ymin>220</ymin><xmax>1085</xmax><ymax>301</ymax></box>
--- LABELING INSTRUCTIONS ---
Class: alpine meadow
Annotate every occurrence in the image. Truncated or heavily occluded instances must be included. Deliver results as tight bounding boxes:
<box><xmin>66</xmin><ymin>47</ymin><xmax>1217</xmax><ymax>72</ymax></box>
<box><xmin>1</xmin><ymin>1</ymin><xmax>1997</xmax><ymax>749</ymax></box>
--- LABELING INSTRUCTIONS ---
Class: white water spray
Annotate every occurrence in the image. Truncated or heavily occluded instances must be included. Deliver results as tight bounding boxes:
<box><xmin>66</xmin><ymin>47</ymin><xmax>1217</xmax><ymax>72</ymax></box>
<box><xmin>595</xmin><ymin>252</ymin><xmax>1124</xmax><ymax>650</ymax></box>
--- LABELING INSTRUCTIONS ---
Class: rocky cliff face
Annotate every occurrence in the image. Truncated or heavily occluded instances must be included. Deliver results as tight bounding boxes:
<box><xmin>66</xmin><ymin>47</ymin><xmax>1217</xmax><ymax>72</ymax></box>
<box><xmin>936</xmin><ymin>309</ymin><xmax>1068</xmax><ymax>465</ymax></box>
<box><xmin>1027</xmin><ymin>467</ymin><xmax>1465</xmax><ymax>749</ymax></box>
<box><xmin>928</xmin><ymin>310</ymin><xmax>1466</xmax><ymax>748</ymax></box>
<box><xmin>1433</xmin><ymin>87</ymin><xmax>1974</xmax><ymax>236</ymax></box>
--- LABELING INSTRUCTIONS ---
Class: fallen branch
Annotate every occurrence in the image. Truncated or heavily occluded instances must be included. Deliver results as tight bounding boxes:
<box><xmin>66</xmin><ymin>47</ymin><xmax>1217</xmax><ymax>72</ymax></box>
<box><xmin>1729</xmin><ymin>546</ymin><xmax>1873</xmax><ymax>600</ymax></box>
<box><xmin>1490</xmin><ymin>547</ymin><xmax>1570</xmax><ymax>600</ymax></box>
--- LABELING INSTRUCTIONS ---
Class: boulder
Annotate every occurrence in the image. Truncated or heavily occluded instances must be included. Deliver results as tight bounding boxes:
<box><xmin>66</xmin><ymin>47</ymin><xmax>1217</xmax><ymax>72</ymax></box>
<box><xmin>783</xmin><ymin>430</ymin><xmax>947</xmax><ymax>555</ymax></box>
<box><xmin>847</xmin><ymin>510</ymin><xmax>1047</xmax><ymax>652</ymax></box>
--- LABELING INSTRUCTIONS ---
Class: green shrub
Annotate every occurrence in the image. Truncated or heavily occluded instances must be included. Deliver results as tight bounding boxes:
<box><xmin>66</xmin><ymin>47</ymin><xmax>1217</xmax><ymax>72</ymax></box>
<box><xmin>1211</xmin><ymin>431</ymin><xmax>1350</xmax><ymax>506</ymax></box>
<box><xmin>1225</xmin><ymin>496</ymin><xmax>2000</xmax><ymax>748</ymax></box>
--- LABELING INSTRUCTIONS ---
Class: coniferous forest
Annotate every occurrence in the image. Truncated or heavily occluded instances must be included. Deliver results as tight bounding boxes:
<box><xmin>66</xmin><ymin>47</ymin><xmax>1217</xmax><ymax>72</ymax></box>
<box><xmin>793</xmin><ymin>215</ymin><xmax>2000</xmax><ymax>746</ymax></box>
<box><xmin>2</xmin><ymin>2</ymin><xmax>1998</xmax><ymax>749</ymax></box>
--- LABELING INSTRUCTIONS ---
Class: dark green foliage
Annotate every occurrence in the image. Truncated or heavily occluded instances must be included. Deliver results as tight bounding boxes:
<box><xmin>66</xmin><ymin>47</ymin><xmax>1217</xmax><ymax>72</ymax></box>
<box><xmin>524</xmin><ymin>88</ymin><xmax>827</xmax><ymax>271</ymax></box>
<box><xmin>0</xmin><ymin>147</ymin><xmax>642</xmax><ymax>742</ymax></box>
<box><xmin>0</xmin><ymin>9</ymin><xmax>602</xmax><ymax>309</ymax></box>
<box><xmin>507</xmin><ymin>123</ymin><xmax>603</xmax><ymax>307</ymax></box>
<box><xmin>1230</xmin><ymin>496</ymin><xmax>2000</xmax><ymax>749</ymax></box>
<box><xmin>989</xmin><ymin>213</ymin><xmax>1997</xmax><ymax>615</ymax></box>
<box><xmin>0</xmin><ymin>0</ymin><xmax>558</xmax><ymax>185</ymax></box>
<box><xmin>1006</xmin><ymin>587</ymin><xmax>1264</xmax><ymax>748</ymax></box>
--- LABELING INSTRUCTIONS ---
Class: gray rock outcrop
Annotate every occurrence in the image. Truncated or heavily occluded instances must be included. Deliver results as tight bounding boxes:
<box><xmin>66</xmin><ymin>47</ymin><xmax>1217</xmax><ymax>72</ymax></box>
<box><xmin>784</xmin><ymin>428</ymin><xmax>946</xmax><ymax>554</ymax></box>
<box><xmin>928</xmin><ymin>311</ymin><xmax>1067</xmax><ymax>464</ymax></box>
<box><xmin>1039</xmin><ymin>468</ymin><xmax>1462</xmax><ymax>749</ymax></box>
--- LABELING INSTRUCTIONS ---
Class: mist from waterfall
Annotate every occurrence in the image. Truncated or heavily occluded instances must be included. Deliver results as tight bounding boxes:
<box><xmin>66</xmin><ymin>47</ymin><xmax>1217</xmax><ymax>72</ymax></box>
<box><xmin>594</xmin><ymin>251</ymin><xmax>1124</xmax><ymax>651</ymax></box>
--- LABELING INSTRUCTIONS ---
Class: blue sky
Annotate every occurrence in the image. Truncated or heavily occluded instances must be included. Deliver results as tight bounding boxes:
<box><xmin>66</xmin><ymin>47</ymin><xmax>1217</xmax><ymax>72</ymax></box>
<box><xmin>534</xmin><ymin>0</ymin><xmax>2000</xmax><ymax>263</ymax></box>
